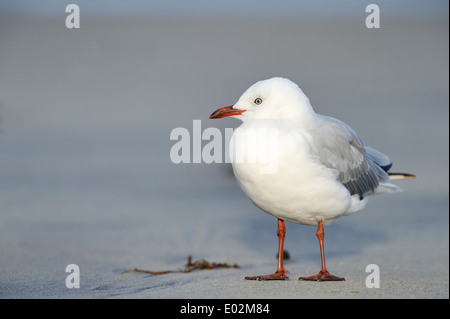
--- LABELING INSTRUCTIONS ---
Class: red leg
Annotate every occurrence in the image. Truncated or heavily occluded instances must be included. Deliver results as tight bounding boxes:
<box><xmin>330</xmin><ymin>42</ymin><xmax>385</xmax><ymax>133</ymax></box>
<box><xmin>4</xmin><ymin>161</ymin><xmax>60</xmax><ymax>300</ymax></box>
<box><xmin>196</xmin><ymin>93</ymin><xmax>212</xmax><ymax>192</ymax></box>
<box><xmin>245</xmin><ymin>219</ymin><xmax>289</xmax><ymax>280</ymax></box>
<box><xmin>299</xmin><ymin>220</ymin><xmax>345</xmax><ymax>281</ymax></box>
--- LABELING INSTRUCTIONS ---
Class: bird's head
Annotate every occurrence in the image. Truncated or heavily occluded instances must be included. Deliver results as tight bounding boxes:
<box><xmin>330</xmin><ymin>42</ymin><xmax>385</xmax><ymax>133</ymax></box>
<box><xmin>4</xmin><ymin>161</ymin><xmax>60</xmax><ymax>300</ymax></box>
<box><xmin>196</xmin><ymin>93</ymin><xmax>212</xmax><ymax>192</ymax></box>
<box><xmin>209</xmin><ymin>77</ymin><xmax>314</xmax><ymax>124</ymax></box>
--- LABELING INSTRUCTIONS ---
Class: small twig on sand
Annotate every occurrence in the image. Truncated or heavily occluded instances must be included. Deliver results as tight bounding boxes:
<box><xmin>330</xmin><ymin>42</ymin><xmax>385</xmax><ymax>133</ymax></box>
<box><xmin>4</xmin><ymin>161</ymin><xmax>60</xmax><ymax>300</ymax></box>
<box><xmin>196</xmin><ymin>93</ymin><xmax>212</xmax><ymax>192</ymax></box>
<box><xmin>121</xmin><ymin>268</ymin><xmax>175</xmax><ymax>275</ymax></box>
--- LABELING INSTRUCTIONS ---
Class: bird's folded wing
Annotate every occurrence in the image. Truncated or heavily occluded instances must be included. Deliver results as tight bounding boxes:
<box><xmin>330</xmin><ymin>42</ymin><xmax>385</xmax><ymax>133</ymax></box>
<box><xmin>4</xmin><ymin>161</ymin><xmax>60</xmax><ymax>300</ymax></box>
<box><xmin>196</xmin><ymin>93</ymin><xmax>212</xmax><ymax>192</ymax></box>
<box><xmin>309</xmin><ymin>115</ymin><xmax>389</xmax><ymax>198</ymax></box>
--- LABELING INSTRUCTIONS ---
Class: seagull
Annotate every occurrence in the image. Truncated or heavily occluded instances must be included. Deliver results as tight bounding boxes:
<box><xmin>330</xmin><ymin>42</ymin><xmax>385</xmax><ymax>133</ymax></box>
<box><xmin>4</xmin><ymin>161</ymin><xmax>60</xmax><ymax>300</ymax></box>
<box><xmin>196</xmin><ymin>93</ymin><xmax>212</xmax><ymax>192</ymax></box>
<box><xmin>209</xmin><ymin>77</ymin><xmax>415</xmax><ymax>281</ymax></box>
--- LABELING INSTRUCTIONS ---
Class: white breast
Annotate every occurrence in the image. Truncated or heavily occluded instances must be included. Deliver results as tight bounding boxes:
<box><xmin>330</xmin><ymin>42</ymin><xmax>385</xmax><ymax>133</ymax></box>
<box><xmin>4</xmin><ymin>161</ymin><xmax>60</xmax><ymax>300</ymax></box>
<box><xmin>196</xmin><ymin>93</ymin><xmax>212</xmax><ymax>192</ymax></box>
<box><xmin>230</xmin><ymin>120</ymin><xmax>357</xmax><ymax>225</ymax></box>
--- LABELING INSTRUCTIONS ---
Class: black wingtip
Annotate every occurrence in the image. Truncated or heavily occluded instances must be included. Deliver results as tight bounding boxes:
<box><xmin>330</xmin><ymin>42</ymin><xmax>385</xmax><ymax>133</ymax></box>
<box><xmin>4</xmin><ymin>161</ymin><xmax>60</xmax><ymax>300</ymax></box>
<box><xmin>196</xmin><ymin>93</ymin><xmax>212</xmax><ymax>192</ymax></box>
<box><xmin>380</xmin><ymin>163</ymin><xmax>393</xmax><ymax>172</ymax></box>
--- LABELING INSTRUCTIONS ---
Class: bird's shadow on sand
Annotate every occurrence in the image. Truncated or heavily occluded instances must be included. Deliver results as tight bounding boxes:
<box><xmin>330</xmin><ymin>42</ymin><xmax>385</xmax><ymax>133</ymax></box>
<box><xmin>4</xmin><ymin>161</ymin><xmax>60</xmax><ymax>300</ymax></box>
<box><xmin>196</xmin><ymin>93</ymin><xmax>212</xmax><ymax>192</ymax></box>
<box><xmin>239</xmin><ymin>213</ymin><xmax>387</xmax><ymax>263</ymax></box>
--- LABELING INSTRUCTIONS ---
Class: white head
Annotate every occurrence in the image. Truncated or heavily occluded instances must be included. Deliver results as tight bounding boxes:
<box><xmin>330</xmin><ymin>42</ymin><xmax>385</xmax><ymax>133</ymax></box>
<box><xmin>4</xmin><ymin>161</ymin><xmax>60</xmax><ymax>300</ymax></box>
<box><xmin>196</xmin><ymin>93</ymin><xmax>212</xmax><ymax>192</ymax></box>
<box><xmin>210</xmin><ymin>77</ymin><xmax>316</xmax><ymax>126</ymax></box>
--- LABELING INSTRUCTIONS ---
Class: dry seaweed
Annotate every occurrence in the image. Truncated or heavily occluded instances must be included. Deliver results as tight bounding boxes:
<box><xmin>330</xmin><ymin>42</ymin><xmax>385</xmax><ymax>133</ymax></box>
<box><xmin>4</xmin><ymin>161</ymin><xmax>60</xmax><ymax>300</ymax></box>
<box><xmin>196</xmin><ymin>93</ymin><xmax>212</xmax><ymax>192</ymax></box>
<box><xmin>122</xmin><ymin>255</ymin><xmax>240</xmax><ymax>275</ymax></box>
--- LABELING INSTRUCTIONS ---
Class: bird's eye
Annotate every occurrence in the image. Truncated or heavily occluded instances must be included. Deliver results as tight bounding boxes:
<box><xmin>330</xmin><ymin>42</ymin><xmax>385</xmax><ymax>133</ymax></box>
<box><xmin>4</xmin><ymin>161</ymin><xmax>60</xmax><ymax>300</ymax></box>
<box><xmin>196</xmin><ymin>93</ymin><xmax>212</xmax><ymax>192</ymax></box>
<box><xmin>254</xmin><ymin>98</ymin><xmax>263</xmax><ymax>105</ymax></box>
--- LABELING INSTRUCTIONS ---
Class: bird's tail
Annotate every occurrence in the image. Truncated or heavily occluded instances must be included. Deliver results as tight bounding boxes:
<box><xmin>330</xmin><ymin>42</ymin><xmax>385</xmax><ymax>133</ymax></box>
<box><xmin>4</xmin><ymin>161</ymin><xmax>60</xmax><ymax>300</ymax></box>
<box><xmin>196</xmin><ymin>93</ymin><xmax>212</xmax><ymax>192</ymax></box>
<box><xmin>365</xmin><ymin>146</ymin><xmax>417</xmax><ymax>181</ymax></box>
<box><xmin>387</xmin><ymin>172</ymin><xmax>417</xmax><ymax>180</ymax></box>
<box><xmin>374</xmin><ymin>172</ymin><xmax>416</xmax><ymax>194</ymax></box>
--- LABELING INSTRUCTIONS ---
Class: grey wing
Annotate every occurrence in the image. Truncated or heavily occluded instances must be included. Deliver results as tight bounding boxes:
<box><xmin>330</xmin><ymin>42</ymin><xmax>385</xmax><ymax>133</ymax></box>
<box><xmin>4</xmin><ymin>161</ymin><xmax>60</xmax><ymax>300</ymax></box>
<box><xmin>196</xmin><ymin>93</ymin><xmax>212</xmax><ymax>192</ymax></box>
<box><xmin>310</xmin><ymin>116</ymin><xmax>390</xmax><ymax>199</ymax></box>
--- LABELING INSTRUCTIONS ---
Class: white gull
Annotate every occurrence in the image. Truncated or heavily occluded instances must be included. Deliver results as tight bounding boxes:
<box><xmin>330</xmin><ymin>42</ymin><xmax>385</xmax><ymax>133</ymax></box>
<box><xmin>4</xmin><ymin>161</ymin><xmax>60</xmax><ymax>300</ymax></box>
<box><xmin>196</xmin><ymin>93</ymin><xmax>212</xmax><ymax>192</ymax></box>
<box><xmin>210</xmin><ymin>77</ymin><xmax>415</xmax><ymax>281</ymax></box>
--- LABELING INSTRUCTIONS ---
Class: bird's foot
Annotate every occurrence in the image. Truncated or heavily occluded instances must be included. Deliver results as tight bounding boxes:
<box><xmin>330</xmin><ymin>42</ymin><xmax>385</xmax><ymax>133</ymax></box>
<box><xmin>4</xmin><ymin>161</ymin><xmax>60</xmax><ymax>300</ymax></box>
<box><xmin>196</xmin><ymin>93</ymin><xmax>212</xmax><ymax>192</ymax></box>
<box><xmin>245</xmin><ymin>270</ymin><xmax>288</xmax><ymax>281</ymax></box>
<box><xmin>299</xmin><ymin>270</ymin><xmax>345</xmax><ymax>282</ymax></box>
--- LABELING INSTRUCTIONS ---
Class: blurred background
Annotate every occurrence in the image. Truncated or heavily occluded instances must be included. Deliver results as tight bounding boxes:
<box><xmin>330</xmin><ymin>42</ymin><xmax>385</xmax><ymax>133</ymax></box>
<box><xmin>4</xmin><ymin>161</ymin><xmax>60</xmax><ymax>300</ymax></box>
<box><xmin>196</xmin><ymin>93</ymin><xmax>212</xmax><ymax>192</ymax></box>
<box><xmin>0</xmin><ymin>1</ymin><xmax>448</xmax><ymax>298</ymax></box>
